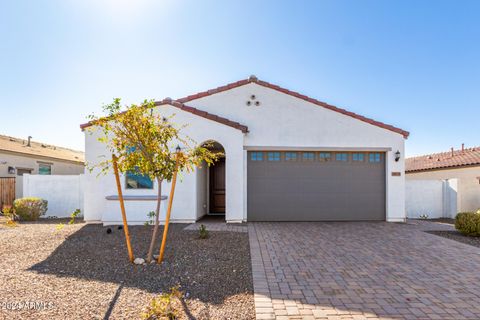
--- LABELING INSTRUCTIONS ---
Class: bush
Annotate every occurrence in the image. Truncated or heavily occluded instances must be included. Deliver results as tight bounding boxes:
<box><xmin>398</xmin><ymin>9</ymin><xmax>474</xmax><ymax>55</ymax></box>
<box><xmin>13</xmin><ymin>197</ymin><xmax>48</xmax><ymax>221</ymax></box>
<box><xmin>198</xmin><ymin>224</ymin><xmax>209</xmax><ymax>239</ymax></box>
<box><xmin>455</xmin><ymin>212</ymin><xmax>480</xmax><ymax>236</ymax></box>
<box><xmin>141</xmin><ymin>286</ymin><xmax>182</xmax><ymax>320</ymax></box>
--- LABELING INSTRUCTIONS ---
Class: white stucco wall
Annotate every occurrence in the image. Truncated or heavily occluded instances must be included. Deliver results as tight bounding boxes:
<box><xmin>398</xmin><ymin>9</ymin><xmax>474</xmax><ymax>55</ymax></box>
<box><xmin>406</xmin><ymin>179</ymin><xmax>458</xmax><ymax>219</ymax></box>
<box><xmin>406</xmin><ymin>167</ymin><xmax>480</xmax><ymax>212</ymax></box>
<box><xmin>186</xmin><ymin>83</ymin><xmax>406</xmax><ymax>222</ymax></box>
<box><xmin>23</xmin><ymin>174</ymin><xmax>84</xmax><ymax>217</ymax></box>
<box><xmin>0</xmin><ymin>152</ymin><xmax>84</xmax><ymax>198</ymax></box>
<box><xmin>84</xmin><ymin>104</ymin><xmax>244</xmax><ymax>224</ymax></box>
<box><xmin>83</xmin><ymin>82</ymin><xmax>407</xmax><ymax>224</ymax></box>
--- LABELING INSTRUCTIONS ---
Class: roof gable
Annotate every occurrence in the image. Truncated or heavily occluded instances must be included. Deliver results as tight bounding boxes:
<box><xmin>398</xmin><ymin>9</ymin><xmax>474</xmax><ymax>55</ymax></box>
<box><xmin>80</xmin><ymin>99</ymin><xmax>248</xmax><ymax>133</ymax></box>
<box><xmin>178</xmin><ymin>76</ymin><xmax>409</xmax><ymax>139</ymax></box>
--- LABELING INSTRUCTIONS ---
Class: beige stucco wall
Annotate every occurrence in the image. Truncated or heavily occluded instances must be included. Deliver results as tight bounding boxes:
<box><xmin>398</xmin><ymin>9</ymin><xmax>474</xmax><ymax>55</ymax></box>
<box><xmin>406</xmin><ymin>166</ymin><xmax>480</xmax><ymax>212</ymax></box>
<box><xmin>0</xmin><ymin>151</ymin><xmax>84</xmax><ymax>198</ymax></box>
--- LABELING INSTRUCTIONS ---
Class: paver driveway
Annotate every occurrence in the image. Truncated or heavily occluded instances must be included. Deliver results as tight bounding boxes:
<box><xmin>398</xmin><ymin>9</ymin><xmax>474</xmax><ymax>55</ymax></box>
<box><xmin>249</xmin><ymin>221</ymin><xmax>480</xmax><ymax>320</ymax></box>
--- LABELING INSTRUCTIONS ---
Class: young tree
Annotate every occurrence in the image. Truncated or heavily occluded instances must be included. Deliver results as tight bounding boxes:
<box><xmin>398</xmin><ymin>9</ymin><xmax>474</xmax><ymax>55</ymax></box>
<box><xmin>87</xmin><ymin>98</ymin><xmax>219</xmax><ymax>262</ymax></box>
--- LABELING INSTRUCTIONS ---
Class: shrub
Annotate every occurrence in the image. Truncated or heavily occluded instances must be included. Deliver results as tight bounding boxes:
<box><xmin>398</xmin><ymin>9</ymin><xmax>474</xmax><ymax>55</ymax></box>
<box><xmin>455</xmin><ymin>212</ymin><xmax>480</xmax><ymax>236</ymax></box>
<box><xmin>141</xmin><ymin>286</ymin><xmax>182</xmax><ymax>320</ymax></box>
<box><xmin>1</xmin><ymin>205</ymin><xmax>14</xmax><ymax>217</ymax></box>
<box><xmin>13</xmin><ymin>197</ymin><xmax>48</xmax><ymax>221</ymax></box>
<box><xmin>199</xmin><ymin>224</ymin><xmax>209</xmax><ymax>239</ymax></box>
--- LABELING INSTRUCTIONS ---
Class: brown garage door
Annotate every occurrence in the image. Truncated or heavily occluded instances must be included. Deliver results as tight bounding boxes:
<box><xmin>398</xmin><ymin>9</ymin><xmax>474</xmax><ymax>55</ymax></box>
<box><xmin>247</xmin><ymin>151</ymin><xmax>386</xmax><ymax>221</ymax></box>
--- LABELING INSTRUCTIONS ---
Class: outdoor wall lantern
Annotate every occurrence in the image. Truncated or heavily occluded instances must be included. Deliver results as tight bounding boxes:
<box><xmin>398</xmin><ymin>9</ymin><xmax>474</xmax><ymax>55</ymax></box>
<box><xmin>8</xmin><ymin>166</ymin><xmax>15</xmax><ymax>174</ymax></box>
<box><xmin>395</xmin><ymin>150</ymin><xmax>401</xmax><ymax>162</ymax></box>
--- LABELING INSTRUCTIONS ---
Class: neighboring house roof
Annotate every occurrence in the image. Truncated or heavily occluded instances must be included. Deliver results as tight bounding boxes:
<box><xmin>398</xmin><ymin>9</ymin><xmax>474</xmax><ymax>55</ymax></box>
<box><xmin>80</xmin><ymin>99</ymin><xmax>249</xmax><ymax>133</ymax></box>
<box><xmin>406</xmin><ymin>146</ymin><xmax>480</xmax><ymax>173</ymax></box>
<box><xmin>0</xmin><ymin>134</ymin><xmax>85</xmax><ymax>164</ymax></box>
<box><xmin>178</xmin><ymin>75</ymin><xmax>410</xmax><ymax>139</ymax></box>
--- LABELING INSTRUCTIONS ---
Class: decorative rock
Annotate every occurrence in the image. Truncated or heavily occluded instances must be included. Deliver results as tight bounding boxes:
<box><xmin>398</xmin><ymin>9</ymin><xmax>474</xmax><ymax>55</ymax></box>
<box><xmin>134</xmin><ymin>258</ymin><xmax>145</xmax><ymax>265</ymax></box>
<box><xmin>117</xmin><ymin>226</ymin><xmax>123</xmax><ymax>230</ymax></box>
<box><xmin>106</xmin><ymin>228</ymin><xmax>112</xmax><ymax>234</ymax></box>
<box><xmin>153</xmin><ymin>254</ymin><xmax>159</xmax><ymax>260</ymax></box>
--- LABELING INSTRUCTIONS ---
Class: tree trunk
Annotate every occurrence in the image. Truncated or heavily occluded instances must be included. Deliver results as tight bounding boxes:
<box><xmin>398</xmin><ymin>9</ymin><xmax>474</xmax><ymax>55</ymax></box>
<box><xmin>146</xmin><ymin>177</ymin><xmax>162</xmax><ymax>263</ymax></box>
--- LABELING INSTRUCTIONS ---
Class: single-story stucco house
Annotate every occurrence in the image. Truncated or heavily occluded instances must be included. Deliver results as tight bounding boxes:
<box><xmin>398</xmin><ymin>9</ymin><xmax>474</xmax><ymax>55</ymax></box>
<box><xmin>0</xmin><ymin>134</ymin><xmax>84</xmax><ymax>207</ymax></box>
<box><xmin>81</xmin><ymin>76</ymin><xmax>409</xmax><ymax>224</ymax></box>
<box><xmin>406</xmin><ymin>145</ymin><xmax>480</xmax><ymax>214</ymax></box>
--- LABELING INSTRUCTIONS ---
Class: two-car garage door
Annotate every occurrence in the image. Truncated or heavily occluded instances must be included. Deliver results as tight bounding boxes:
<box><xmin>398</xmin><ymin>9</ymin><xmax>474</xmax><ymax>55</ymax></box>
<box><xmin>247</xmin><ymin>151</ymin><xmax>386</xmax><ymax>221</ymax></box>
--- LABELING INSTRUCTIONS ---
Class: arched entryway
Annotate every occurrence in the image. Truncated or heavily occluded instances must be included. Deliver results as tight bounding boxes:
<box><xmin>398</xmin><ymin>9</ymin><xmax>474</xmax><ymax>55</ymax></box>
<box><xmin>196</xmin><ymin>140</ymin><xmax>226</xmax><ymax>220</ymax></box>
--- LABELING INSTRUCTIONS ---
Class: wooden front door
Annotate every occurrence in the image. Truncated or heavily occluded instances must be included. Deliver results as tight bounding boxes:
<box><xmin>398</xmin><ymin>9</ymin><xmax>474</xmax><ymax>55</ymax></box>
<box><xmin>209</xmin><ymin>158</ymin><xmax>225</xmax><ymax>214</ymax></box>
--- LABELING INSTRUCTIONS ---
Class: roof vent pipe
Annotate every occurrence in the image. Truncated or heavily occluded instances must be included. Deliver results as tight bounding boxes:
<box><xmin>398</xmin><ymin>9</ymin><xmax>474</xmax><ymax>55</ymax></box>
<box><xmin>451</xmin><ymin>147</ymin><xmax>454</xmax><ymax>157</ymax></box>
<box><xmin>462</xmin><ymin>143</ymin><xmax>465</xmax><ymax>152</ymax></box>
<box><xmin>27</xmin><ymin>136</ymin><xmax>32</xmax><ymax>147</ymax></box>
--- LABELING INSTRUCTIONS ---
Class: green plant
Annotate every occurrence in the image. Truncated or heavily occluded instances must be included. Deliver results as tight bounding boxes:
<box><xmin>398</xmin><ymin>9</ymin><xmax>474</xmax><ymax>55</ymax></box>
<box><xmin>455</xmin><ymin>212</ymin><xmax>480</xmax><ymax>236</ymax></box>
<box><xmin>144</xmin><ymin>211</ymin><xmax>155</xmax><ymax>226</ymax></box>
<box><xmin>69</xmin><ymin>209</ymin><xmax>81</xmax><ymax>224</ymax></box>
<box><xmin>141</xmin><ymin>286</ymin><xmax>182</xmax><ymax>320</ymax></box>
<box><xmin>87</xmin><ymin>98</ymin><xmax>219</xmax><ymax>262</ymax></box>
<box><xmin>199</xmin><ymin>224</ymin><xmax>209</xmax><ymax>239</ymax></box>
<box><xmin>13</xmin><ymin>197</ymin><xmax>48</xmax><ymax>221</ymax></box>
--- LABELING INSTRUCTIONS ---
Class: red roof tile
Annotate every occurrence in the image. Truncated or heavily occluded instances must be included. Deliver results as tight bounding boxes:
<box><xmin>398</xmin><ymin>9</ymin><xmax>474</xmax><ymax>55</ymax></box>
<box><xmin>79</xmin><ymin>100</ymin><xmax>249</xmax><ymax>133</ymax></box>
<box><xmin>406</xmin><ymin>146</ymin><xmax>480</xmax><ymax>173</ymax></box>
<box><xmin>178</xmin><ymin>76</ymin><xmax>409</xmax><ymax>139</ymax></box>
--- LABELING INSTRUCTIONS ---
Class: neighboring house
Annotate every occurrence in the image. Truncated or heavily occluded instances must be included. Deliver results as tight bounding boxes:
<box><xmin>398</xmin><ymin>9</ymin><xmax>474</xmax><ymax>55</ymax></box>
<box><xmin>81</xmin><ymin>76</ymin><xmax>409</xmax><ymax>224</ymax></box>
<box><xmin>0</xmin><ymin>135</ymin><xmax>85</xmax><ymax>206</ymax></box>
<box><xmin>406</xmin><ymin>145</ymin><xmax>480</xmax><ymax>214</ymax></box>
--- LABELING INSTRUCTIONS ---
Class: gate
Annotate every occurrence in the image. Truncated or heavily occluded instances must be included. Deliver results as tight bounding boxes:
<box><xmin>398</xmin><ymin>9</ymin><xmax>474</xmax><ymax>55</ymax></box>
<box><xmin>0</xmin><ymin>177</ymin><xmax>16</xmax><ymax>209</ymax></box>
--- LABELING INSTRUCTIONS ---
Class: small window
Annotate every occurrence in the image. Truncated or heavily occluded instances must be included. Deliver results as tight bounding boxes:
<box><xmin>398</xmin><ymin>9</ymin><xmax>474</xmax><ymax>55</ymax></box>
<box><xmin>126</xmin><ymin>169</ymin><xmax>154</xmax><ymax>189</ymax></box>
<box><xmin>285</xmin><ymin>152</ymin><xmax>297</xmax><ymax>161</ymax></box>
<box><xmin>352</xmin><ymin>153</ymin><xmax>364</xmax><ymax>162</ymax></box>
<box><xmin>335</xmin><ymin>153</ymin><xmax>348</xmax><ymax>162</ymax></box>
<box><xmin>302</xmin><ymin>152</ymin><xmax>315</xmax><ymax>161</ymax></box>
<box><xmin>38</xmin><ymin>163</ymin><xmax>52</xmax><ymax>175</ymax></box>
<box><xmin>267</xmin><ymin>152</ymin><xmax>281</xmax><ymax>161</ymax></box>
<box><xmin>319</xmin><ymin>152</ymin><xmax>331</xmax><ymax>162</ymax></box>
<box><xmin>369</xmin><ymin>153</ymin><xmax>382</xmax><ymax>163</ymax></box>
<box><xmin>16</xmin><ymin>168</ymin><xmax>32</xmax><ymax>176</ymax></box>
<box><xmin>250</xmin><ymin>152</ymin><xmax>263</xmax><ymax>161</ymax></box>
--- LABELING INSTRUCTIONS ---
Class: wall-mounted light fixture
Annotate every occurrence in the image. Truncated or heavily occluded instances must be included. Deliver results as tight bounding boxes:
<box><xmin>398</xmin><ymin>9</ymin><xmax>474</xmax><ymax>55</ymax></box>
<box><xmin>8</xmin><ymin>166</ymin><xmax>15</xmax><ymax>174</ymax></box>
<box><xmin>395</xmin><ymin>150</ymin><xmax>401</xmax><ymax>162</ymax></box>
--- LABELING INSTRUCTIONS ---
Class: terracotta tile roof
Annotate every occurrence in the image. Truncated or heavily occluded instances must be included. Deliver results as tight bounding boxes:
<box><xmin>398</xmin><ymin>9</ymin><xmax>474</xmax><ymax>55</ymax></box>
<box><xmin>178</xmin><ymin>75</ymin><xmax>409</xmax><ymax>139</ymax></box>
<box><xmin>0</xmin><ymin>134</ymin><xmax>84</xmax><ymax>164</ymax></box>
<box><xmin>80</xmin><ymin>100</ymin><xmax>249</xmax><ymax>133</ymax></box>
<box><xmin>406</xmin><ymin>146</ymin><xmax>480</xmax><ymax>173</ymax></box>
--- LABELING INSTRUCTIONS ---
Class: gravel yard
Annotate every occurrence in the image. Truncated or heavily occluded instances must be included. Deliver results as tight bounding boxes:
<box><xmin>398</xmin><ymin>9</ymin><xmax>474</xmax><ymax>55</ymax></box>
<box><xmin>0</xmin><ymin>220</ymin><xmax>254</xmax><ymax>319</ymax></box>
<box><xmin>427</xmin><ymin>230</ymin><xmax>480</xmax><ymax>248</ymax></box>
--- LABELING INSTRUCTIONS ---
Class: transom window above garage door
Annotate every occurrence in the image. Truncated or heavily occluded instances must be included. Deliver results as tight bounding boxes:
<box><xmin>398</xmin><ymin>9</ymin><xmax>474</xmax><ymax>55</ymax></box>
<box><xmin>267</xmin><ymin>152</ymin><xmax>281</xmax><ymax>161</ymax></box>
<box><xmin>250</xmin><ymin>152</ymin><xmax>263</xmax><ymax>161</ymax></box>
<box><xmin>285</xmin><ymin>152</ymin><xmax>297</xmax><ymax>161</ymax></box>
<box><xmin>369</xmin><ymin>153</ymin><xmax>382</xmax><ymax>162</ymax></box>
<box><xmin>335</xmin><ymin>153</ymin><xmax>348</xmax><ymax>161</ymax></box>
<box><xmin>319</xmin><ymin>152</ymin><xmax>331</xmax><ymax>161</ymax></box>
<box><xmin>302</xmin><ymin>152</ymin><xmax>315</xmax><ymax>161</ymax></box>
<box><xmin>352</xmin><ymin>153</ymin><xmax>365</xmax><ymax>161</ymax></box>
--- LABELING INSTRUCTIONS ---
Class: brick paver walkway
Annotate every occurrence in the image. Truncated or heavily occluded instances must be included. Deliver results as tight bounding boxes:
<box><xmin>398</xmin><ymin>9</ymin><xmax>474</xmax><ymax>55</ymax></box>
<box><xmin>249</xmin><ymin>221</ymin><xmax>480</xmax><ymax>319</ymax></box>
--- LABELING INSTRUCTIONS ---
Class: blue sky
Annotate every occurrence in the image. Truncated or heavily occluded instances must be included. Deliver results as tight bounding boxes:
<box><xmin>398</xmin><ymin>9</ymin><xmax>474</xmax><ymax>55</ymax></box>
<box><xmin>0</xmin><ymin>0</ymin><xmax>478</xmax><ymax>156</ymax></box>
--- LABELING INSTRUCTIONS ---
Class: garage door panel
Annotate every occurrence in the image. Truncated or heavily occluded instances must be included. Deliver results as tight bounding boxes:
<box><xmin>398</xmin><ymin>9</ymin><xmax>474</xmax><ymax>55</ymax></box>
<box><xmin>247</xmin><ymin>151</ymin><xmax>386</xmax><ymax>221</ymax></box>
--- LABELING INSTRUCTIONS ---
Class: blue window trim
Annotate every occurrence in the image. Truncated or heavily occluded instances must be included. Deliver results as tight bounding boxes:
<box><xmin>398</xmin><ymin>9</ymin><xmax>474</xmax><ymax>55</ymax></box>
<box><xmin>319</xmin><ymin>152</ymin><xmax>331</xmax><ymax>161</ymax></box>
<box><xmin>352</xmin><ymin>153</ymin><xmax>365</xmax><ymax>161</ymax></box>
<box><xmin>335</xmin><ymin>153</ymin><xmax>348</xmax><ymax>162</ymax></box>
<box><xmin>267</xmin><ymin>152</ymin><xmax>281</xmax><ymax>161</ymax></box>
<box><xmin>285</xmin><ymin>152</ymin><xmax>297</xmax><ymax>161</ymax></box>
<box><xmin>302</xmin><ymin>152</ymin><xmax>315</xmax><ymax>161</ymax></box>
<box><xmin>369</xmin><ymin>153</ymin><xmax>382</xmax><ymax>163</ymax></box>
<box><xmin>251</xmin><ymin>152</ymin><xmax>263</xmax><ymax>161</ymax></box>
